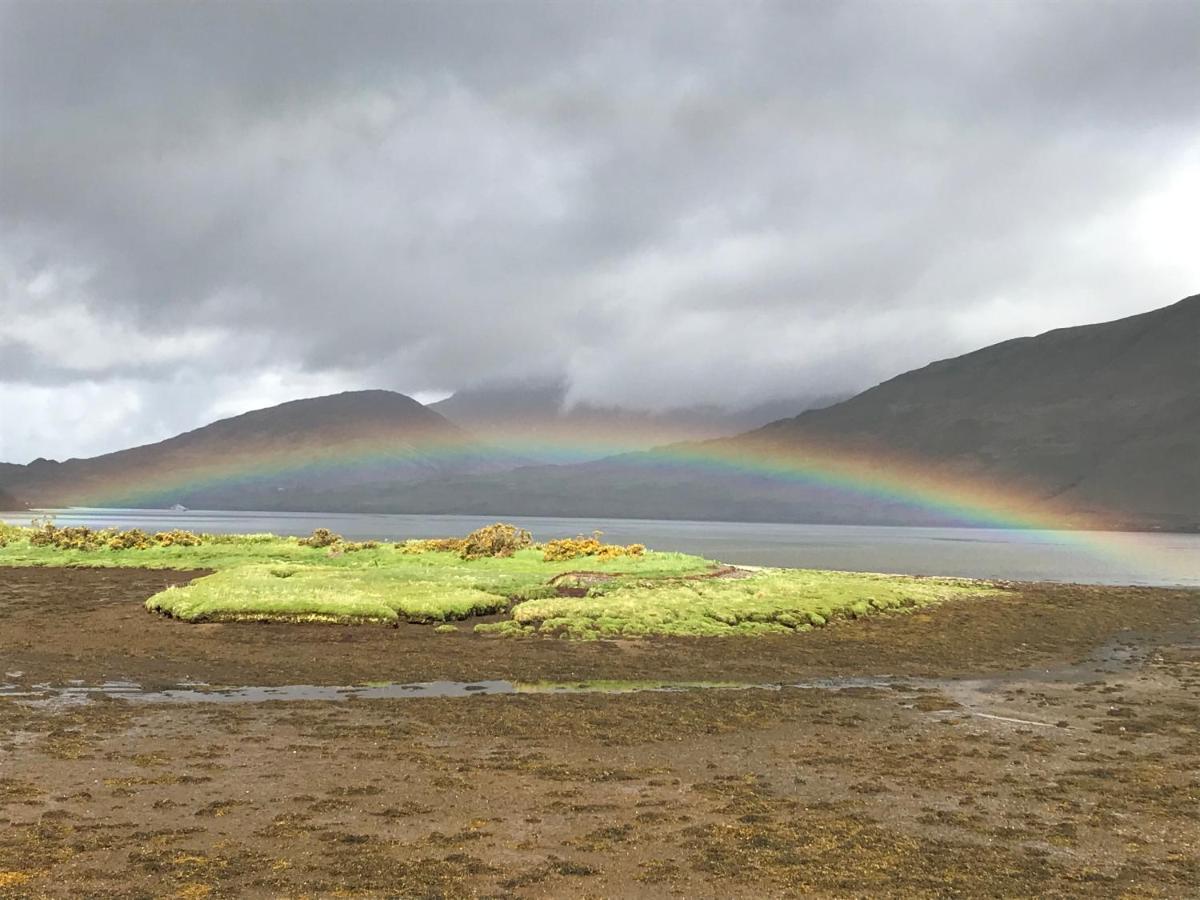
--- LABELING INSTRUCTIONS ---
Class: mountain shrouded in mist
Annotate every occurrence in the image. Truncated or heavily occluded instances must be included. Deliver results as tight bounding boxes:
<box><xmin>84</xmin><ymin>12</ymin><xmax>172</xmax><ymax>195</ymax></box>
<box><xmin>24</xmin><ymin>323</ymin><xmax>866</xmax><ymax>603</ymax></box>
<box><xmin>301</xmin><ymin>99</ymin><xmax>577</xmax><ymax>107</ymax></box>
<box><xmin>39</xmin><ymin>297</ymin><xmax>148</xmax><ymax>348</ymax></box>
<box><xmin>431</xmin><ymin>381</ymin><xmax>845</xmax><ymax>461</ymax></box>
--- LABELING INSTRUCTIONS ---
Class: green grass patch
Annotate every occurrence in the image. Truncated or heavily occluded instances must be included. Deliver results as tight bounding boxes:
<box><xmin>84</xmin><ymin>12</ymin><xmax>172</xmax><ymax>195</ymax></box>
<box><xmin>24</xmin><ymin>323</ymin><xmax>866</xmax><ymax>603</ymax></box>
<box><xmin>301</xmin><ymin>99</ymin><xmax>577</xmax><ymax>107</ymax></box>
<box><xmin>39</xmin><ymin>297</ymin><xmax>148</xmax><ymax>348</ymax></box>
<box><xmin>0</xmin><ymin>524</ymin><xmax>999</xmax><ymax>634</ymax></box>
<box><xmin>146</xmin><ymin>565</ymin><xmax>508</xmax><ymax>624</ymax></box>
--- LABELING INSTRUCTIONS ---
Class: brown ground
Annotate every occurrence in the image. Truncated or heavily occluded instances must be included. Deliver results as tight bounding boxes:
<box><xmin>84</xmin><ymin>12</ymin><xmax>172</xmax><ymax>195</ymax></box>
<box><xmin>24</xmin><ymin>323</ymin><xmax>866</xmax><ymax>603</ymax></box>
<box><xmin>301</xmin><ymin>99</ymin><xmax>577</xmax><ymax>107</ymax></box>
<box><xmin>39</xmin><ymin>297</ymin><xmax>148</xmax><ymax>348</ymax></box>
<box><xmin>1</xmin><ymin>566</ymin><xmax>1198</xmax><ymax>898</ymax></box>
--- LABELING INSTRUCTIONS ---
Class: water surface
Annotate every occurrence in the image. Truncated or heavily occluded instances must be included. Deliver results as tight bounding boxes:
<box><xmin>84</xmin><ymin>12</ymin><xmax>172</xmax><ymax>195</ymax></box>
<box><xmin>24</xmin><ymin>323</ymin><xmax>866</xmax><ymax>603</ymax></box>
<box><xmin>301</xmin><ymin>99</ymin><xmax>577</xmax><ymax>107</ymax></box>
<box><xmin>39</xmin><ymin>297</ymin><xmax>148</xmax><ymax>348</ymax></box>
<box><xmin>3</xmin><ymin>508</ymin><xmax>1197</xmax><ymax>586</ymax></box>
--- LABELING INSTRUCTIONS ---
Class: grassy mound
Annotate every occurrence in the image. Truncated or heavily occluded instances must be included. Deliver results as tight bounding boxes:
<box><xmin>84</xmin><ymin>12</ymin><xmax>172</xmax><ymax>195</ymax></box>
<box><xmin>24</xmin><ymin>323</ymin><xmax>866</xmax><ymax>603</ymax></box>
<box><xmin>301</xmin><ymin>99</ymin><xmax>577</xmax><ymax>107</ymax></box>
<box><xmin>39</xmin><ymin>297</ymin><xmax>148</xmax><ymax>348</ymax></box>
<box><xmin>146</xmin><ymin>566</ymin><xmax>507</xmax><ymax>624</ymax></box>
<box><xmin>484</xmin><ymin>569</ymin><xmax>1000</xmax><ymax>638</ymax></box>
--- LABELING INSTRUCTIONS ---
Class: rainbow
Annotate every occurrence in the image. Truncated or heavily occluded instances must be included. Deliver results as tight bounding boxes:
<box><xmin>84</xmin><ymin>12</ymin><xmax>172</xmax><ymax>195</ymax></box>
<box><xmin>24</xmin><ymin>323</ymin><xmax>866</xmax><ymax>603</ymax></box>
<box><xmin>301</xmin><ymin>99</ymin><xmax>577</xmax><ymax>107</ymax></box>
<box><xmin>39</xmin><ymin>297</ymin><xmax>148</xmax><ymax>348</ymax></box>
<box><xmin>25</xmin><ymin>424</ymin><xmax>1192</xmax><ymax>583</ymax></box>
<box><xmin>43</xmin><ymin>430</ymin><xmax>1061</xmax><ymax>527</ymax></box>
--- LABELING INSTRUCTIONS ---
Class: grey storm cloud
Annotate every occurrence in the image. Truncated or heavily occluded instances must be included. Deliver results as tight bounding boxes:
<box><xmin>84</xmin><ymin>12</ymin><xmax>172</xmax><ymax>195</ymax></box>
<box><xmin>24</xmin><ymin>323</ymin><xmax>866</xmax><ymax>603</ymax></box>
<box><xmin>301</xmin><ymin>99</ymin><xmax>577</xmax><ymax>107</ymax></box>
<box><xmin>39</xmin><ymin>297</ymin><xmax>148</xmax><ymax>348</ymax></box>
<box><xmin>1</xmin><ymin>0</ymin><xmax>1199</xmax><ymax>460</ymax></box>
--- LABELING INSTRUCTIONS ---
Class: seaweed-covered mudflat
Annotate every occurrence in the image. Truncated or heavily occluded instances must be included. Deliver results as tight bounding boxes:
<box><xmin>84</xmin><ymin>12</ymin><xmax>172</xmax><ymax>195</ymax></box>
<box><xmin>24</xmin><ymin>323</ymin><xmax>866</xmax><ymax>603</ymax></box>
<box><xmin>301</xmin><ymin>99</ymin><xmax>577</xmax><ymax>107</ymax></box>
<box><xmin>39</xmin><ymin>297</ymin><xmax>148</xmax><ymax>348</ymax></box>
<box><xmin>1</xmin><ymin>540</ymin><xmax>1198</xmax><ymax>896</ymax></box>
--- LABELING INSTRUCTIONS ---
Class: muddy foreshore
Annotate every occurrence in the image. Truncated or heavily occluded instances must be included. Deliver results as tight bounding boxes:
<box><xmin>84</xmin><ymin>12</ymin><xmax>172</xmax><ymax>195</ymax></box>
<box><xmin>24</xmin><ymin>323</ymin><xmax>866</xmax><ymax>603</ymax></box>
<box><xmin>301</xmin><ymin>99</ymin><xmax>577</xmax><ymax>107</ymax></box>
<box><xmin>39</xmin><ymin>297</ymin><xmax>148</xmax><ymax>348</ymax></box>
<box><xmin>2</xmin><ymin>566</ymin><xmax>1198</xmax><ymax>898</ymax></box>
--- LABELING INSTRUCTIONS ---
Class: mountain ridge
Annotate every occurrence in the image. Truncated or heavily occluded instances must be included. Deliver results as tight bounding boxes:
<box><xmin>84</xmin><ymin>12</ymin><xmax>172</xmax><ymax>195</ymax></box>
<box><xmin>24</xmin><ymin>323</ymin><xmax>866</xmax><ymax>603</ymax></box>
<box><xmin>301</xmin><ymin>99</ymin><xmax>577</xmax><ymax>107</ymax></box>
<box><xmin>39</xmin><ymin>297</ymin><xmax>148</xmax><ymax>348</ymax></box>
<box><xmin>0</xmin><ymin>389</ymin><xmax>508</xmax><ymax>509</ymax></box>
<box><xmin>1</xmin><ymin>295</ymin><xmax>1195</xmax><ymax>530</ymax></box>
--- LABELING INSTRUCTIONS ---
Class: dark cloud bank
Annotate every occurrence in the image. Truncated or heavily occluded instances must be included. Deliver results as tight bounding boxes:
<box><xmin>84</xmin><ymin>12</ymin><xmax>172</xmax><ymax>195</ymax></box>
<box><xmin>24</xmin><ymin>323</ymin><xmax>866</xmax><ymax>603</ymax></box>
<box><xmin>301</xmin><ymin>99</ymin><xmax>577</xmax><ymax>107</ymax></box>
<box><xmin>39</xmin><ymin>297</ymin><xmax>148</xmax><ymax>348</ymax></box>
<box><xmin>1</xmin><ymin>0</ymin><xmax>1197</xmax><ymax>461</ymax></box>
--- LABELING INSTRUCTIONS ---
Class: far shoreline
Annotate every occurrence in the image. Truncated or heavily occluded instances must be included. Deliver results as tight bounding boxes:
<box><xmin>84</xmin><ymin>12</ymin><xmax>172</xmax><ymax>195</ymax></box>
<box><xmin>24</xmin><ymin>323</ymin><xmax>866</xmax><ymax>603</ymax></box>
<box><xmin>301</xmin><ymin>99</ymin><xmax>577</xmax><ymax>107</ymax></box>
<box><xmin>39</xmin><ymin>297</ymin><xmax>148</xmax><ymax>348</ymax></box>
<box><xmin>3</xmin><ymin>504</ymin><xmax>1197</xmax><ymax>535</ymax></box>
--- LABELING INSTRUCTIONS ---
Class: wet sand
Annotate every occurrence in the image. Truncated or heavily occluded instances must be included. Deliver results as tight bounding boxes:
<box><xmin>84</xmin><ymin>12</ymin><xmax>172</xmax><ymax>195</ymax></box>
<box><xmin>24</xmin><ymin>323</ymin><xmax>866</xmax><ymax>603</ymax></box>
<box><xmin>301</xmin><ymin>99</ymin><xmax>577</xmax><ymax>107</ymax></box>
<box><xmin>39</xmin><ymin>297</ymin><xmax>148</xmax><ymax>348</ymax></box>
<box><xmin>2</xmin><ymin>566</ymin><xmax>1198</xmax><ymax>897</ymax></box>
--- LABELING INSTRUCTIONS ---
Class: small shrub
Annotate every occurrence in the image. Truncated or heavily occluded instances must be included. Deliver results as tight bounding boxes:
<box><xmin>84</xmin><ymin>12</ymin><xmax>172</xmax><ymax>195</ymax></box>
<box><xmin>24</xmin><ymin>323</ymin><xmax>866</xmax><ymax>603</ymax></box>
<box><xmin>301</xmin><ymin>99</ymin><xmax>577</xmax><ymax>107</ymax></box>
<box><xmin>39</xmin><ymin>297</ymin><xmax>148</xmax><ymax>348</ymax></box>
<box><xmin>0</xmin><ymin>522</ymin><xmax>25</xmax><ymax>547</ymax></box>
<box><xmin>107</xmin><ymin>528</ymin><xmax>152</xmax><ymax>551</ymax></box>
<box><xmin>542</xmin><ymin>531</ymin><xmax>645</xmax><ymax>562</ymax></box>
<box><xmin>28</xmin><ymin>522</ymin><xmax>61</xmax><ymax>547</ymax></box>
<box><xmin>342</xmin><ymin>540</ymin><xmax>380</xmax><ymax>553</ymax></box>
<box><xmin>299</xmin><ymin>528</ymin><xmax>342</xmax><ymax>548</ymax></box>
<box><xmin>154</xmin><ymin>529</ymin><xmax>202</xmax><ymax>547</ymax></box>
<box><xmin>458</xmin><ymin>523</ymin><xmax>533</xmax><ymax>560</ymax></box>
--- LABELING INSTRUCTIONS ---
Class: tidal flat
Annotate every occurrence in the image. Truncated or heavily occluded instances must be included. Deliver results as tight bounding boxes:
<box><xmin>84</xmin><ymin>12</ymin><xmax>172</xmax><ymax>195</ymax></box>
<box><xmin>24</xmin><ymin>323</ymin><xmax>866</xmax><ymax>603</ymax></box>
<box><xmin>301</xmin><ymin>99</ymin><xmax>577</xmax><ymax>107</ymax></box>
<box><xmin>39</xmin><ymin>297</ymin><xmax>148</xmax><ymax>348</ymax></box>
<box><xmin>1</xmin><ymin>566</ymin><xmax>1198</xmax><ymax>897</ymax></box>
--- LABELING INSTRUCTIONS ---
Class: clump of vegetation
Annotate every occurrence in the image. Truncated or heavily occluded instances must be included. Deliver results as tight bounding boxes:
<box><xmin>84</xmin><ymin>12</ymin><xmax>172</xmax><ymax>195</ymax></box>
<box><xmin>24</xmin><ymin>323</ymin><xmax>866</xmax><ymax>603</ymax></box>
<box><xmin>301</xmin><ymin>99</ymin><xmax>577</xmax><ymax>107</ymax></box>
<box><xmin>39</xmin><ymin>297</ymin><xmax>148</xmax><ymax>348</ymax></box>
<box><xmin>543</xmin><ymin>531</ymin><xmax>646</xmax><ymax>562</ymax></box>
<box><xmin>24</xmin><ymin>522</ymin><xmax>205</xmax><ymax>552</ymax></box>
<box><xmin>459</xmin><ymin>523</ymin><xmax>533</xmax><ymax>559</ymax></box>
<box><xmin>397</xmin><ymin>523</ymin><xmax>533</xmax><ymax>560</ymax></box>
<box><xmin>0</xmin><ymin>522</ymin><xmax>24</xmax><ymax>547</ymax></box>
<box><xmin>500</xmin><ymin>569</ymin><xmax>1001</xmax><ymax>639</ymax></box>
<box><xmin>299</xmin><ymin>527</ymin><xmax>342</xmax><ymax>548</ymax></box>
<box><xmin>106</xmin><ymin>528</ymin><xmax>153</xmax><ymax>551</ymax></box>
<box><xmin>296</xmin><ymin>529</ymin><xmax>382</xmax><ymax>554</ymax></box>
<box><xmin>153</xmin><ymin>529</ymin><xmax>203</xmax><ymax>547</ymax></box>
<box><xmin>203</xmin><ymin>532</ymin><xmax>277</xmax><ymax>544</ymax></box>
<box><xmin>397</xmin><ymin>537</ymin><xmax>465</xmax><ymax>554</ymax></box>
<box><xmin>29</xmin><ymin>522</ymin><xmax>105</xmax><ymax>551</ymax></box>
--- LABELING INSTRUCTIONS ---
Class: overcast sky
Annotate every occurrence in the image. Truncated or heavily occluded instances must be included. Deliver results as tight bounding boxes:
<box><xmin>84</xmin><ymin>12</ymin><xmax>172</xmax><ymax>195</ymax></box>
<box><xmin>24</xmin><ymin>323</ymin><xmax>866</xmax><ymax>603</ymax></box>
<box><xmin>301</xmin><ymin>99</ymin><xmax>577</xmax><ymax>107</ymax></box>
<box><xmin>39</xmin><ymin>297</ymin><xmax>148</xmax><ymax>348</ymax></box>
<box><xmin>1</xmin><ymin>0</ymin><xmax>1198</xmax><ymax>461</ymax></box>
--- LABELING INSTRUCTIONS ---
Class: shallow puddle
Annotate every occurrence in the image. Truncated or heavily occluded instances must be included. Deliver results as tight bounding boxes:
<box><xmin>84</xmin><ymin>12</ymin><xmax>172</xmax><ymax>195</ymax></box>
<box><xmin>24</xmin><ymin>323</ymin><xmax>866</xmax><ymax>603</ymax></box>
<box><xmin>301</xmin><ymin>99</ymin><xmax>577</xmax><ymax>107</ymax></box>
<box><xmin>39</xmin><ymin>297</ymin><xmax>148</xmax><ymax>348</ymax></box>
<box><xmin>0</xmin><ymin>635</ymin><xmax>1161</xmax><ymax>711</ymax></box>
<box><xmin>0</xmin><ymin>676</ymin><xmax>897</xmax><ymax>708</ymax></box>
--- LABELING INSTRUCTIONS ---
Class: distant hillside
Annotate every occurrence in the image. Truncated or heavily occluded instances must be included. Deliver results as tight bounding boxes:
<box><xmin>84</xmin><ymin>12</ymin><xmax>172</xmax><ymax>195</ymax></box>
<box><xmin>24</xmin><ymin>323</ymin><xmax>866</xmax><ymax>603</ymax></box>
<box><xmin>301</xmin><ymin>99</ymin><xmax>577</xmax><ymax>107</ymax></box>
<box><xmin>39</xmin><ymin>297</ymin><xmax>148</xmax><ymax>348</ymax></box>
<box><xmin>431</xmin><ymin>379</ymin><xmax>844</xmax><ymax>461</ymax></box>
<box><xmin>0</xmin><ymin>485</ymin><xmax>25</xmax><ymax>511</ymax></box>
<box><xmin>0</xmin><ymin>390</ymin><xmax>511</xmax><ymax>510</ymax></box>
<box><xmin>353</xmin><ymin>295</ymin><xmax>1200</xmax><ymax>530</ymax></box>
<box><xmin>737</xmin><ymin>293</ymin><xmax>1199</xmax><ymax>529</ymax></box>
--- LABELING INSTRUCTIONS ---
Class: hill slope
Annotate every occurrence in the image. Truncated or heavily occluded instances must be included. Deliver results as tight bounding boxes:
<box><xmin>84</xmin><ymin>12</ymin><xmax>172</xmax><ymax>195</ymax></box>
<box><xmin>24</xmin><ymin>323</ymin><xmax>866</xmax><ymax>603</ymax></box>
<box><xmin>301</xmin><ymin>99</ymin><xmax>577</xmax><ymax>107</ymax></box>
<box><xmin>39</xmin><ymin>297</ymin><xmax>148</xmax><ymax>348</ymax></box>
<box><xmin>738</xmin><ymin>293</ymin><xmax>1199</xmax><ymax>527</ymax></box>
<box><xmin>0</xmin><ymin>390</ymin><xmax>510</xmax><ymax>510</ymax></box>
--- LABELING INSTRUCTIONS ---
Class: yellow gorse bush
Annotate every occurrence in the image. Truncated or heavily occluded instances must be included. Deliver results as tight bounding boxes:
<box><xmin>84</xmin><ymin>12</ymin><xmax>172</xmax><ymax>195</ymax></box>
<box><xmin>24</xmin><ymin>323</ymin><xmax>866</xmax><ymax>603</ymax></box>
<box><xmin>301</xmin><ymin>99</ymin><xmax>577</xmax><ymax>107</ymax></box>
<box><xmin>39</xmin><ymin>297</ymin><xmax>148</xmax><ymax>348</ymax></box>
<box><xmin>298</xmin><ymin>527</ymin><xmax>342</xmax><ymax>548</ymax></box>
<box><xmin>396</xmin><ymin>523</ymin><xmax>533</xmax><ymax>560</ymax></box>
<box><xmin>542</xmin><ymin>532</ymin><xmax>645</xmax><ymax>562</ymax></box>
<box><xmin>154</xmin><ymin>529</ymin><xmax>203</xmax><ymax>548</ymax></box>
<box><xmin>106</xmin><ymin>528</ymin><xmax>153</xmax><ymax>550</ymax></box>
<box><xmin>26</xmin><ymin>522</ymin><xmax>206</xmax><ymax>551</ymax></box>
<box><xmin>459</xmin><ymin>523</ymin><xmax>533</xmax><ymax>559</ymax></box>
